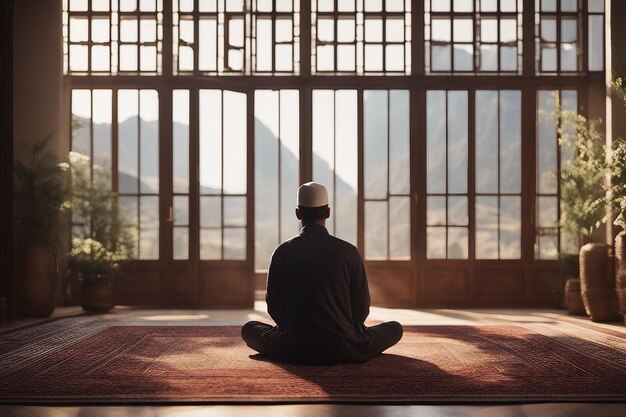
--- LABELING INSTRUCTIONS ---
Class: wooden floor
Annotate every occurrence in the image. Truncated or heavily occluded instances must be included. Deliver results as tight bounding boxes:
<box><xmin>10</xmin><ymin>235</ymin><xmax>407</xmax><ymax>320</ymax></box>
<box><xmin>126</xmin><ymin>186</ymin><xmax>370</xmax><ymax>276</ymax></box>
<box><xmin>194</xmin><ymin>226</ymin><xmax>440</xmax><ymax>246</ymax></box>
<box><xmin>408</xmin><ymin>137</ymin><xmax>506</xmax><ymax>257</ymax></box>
<box><xmin>2</xmin><ymin>304</ymin><xmax>626</xmax><ymax>417</ymax></box>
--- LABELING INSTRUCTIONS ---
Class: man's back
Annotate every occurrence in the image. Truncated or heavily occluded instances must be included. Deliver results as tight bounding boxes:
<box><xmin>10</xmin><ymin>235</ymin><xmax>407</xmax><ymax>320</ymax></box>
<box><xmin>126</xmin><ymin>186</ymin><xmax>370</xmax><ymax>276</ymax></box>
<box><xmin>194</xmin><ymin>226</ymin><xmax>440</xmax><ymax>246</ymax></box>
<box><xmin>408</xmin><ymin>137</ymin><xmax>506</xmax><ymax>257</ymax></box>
<box><xmin>265</xmin><ymin>224</ymin><xmax>370</xmax><ymax>363</ymax></box>
<box><xmin>241</xmin><ymin>181</ymin><xmax>402</xmax><ymax>364</ymax></box>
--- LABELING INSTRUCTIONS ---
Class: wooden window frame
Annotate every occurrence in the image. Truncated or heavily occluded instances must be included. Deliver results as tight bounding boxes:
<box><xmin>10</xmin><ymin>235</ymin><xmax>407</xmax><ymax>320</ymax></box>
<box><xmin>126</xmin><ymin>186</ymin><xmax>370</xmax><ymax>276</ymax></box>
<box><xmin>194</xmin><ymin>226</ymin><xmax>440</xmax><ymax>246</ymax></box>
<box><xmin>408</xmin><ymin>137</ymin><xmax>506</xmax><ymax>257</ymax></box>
<box><xmin>64</xmin><ymin>0</ymin><xmax>607</xmax><ymax>308</ymax></box>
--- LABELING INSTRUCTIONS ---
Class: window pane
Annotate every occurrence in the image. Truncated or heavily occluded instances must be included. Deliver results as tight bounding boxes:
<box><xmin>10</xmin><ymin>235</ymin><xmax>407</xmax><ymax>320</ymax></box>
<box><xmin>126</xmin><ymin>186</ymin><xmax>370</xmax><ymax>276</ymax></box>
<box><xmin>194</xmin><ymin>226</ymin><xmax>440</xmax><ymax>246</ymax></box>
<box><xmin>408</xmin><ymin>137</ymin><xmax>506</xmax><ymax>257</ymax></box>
<box><xmin>500</xmin><ymin>196</ymin><xmax>521</xmax><ymax>259</ymax></box>
<box><xmin>313</xmin><ymin>90</ymin><xmax>357</xmax><ymax>244</ymax></box>
<box><xmin>223</xmin><ymin>91</ymin><xmax>247</xmax><ymax>194</ymax></box>
<box><xmin>139</xmin><ymin>90</ymin><xmax>159</xmax><ymax>193</ymax></box>
<box><xmin>537</xmin><ymin>91</ymin><xmax>558</xmax><ymax>194</ymax></box>
<box><xmin>476</xmin><ymin>196</ymin><xmax>498</xmax><ymax>259</ymax></box>
<box><xmin>173</xmin><ymin>228</ymin><xmax>189</xmax><ymax>260</ymax></box>
<box><xmin>118</xmin><ymin>89</ymin><xmax>139</xmax><ymax>193</ymax></box>
<box><xmin>427</xmin><ymin>227</ymin><xmax>446</xmax><ymax>259</ymax></box>
<box><xmin>588</xmin><ymin>15</ymin><xmax>603</xmax><ymax>71</ymax></box>
<box><xmin>173</xmin><ymin>90</ymin><xmax>190</xmax><ymax>194</ymax></box>
<box><xmin>72</xmin><ymin>89</ymin><xmax>91</xmax><ymax>155</ymax></box>
<box><xmin>199</xmin><ymin>90</ymin><xmax>222</xmax><ymax>193</ymax></box>
<box><xmin>224</xmin><ymin>196</ymin><xmax>246</xmax><ymax>227</ymax></box>
<box><xmin>333</xmin><ymin>90</ymin><xmax>358</xmax><ymax>244</ymax></box>
<box><xmin>173</xmin><ymin>196</ymin><xmax>189</xmax><ymax>226</ymax></box>
<box><xmin>427</xmin><ymin>196</ymin><xmax>446</xmax><ymax>226</ymax></box>
<box><xmin>475</xmin><ymin>91</ymin><xmax>498</xmax><ymax>194</ymax></box>
<box><xmin>224</xmin><ymin>228</ymin><xmax>246</xmax><ymax>259</ymax></box>
<box><xmin>499</xmin><ymin>90</ymin><xmax>521</xmax><ymax>193</ymax></box>
<box><xmin>200</xmin><ymin>229</ymin><xmax>221</xmax><ymax>260</ymax></box>
<box><xmin>365</xmin><ymin>201</ymin><xmax>388</xmax><ymax>259</ymax></box>
<box><xmin>427</xmin><ymin>91</ymin><xmax>446</xmax><ymax>193</ymax></box>
<box><xmin>92</xmin><ymin>90</ymin><xmax>112</xmax><ymax>177</ymax></box>
<box><xmin>201</xmin><ymin>196</ymin><xmax>222</xmax><ymax>228</ymax></box>
<box><xmin>448</xmin><ymin>196</ymin><xmax>468</xmax><ymax>226</ymax></box>
<box><xmin>389</xmin><ymin>90</ymin><xmax>410</xmax><ymax>195</ymax></box>
<box><xmin>448</xmin><ymin>227</ymin><xmax>468</xmax><ymax>259</ymax></box>
<box><xmin>139</xmin><ymin>196</ymin><xmax>159</xmax><ymax>259</ymax></box>
<box><xmin>199</xmin><ymin>19</ymin><xmax>218</xmax><ymax>71</ymax></box>
<box><xmin>447</xmin><ymin>91</ymin><xmax>468</xmax><ymax>194</ymax></box>
<box><xmin>254</xmin><ymin>90</ymin><xmax>280</xmax><ymax>269</ymax></box>
<box><xmin>389</xmin><ymin>196</ymin><xmax>410</xmax><ymax>260</ymax></box>
<box><xmin>364</xmin><ymin>90</ymin><xmax>388</xmax><ymax>199</ymax></box>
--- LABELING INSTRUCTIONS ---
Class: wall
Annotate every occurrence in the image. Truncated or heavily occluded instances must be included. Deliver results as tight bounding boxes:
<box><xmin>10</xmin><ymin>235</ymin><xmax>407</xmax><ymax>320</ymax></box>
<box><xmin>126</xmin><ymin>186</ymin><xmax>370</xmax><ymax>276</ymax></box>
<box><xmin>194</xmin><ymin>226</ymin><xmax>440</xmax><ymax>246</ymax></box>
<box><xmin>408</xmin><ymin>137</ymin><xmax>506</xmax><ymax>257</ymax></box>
<box><xmin>13</xmin><ymin>0</ymin><xmax>63</xmax><ymax>162</ymax></box>
<box><xmin>1</xmin><ymin>0</ymin><xmax>14</xmax><ymax>321</ymax></box>
<box><xmin>12</xmin><ymin>0</ymin><xmax>64</xmax><ymax>313</ymax></box>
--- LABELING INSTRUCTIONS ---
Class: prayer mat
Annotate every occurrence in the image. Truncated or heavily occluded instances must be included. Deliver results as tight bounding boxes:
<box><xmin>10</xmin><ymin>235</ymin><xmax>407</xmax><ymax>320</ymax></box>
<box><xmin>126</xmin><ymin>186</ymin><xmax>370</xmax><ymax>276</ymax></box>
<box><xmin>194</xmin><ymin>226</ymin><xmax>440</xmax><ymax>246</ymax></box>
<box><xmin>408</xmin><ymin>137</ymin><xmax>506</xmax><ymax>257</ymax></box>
<box><xmin>2</xmin><ymin>322</ymin><xmax>626</xmax><ymax>403</ymax></box>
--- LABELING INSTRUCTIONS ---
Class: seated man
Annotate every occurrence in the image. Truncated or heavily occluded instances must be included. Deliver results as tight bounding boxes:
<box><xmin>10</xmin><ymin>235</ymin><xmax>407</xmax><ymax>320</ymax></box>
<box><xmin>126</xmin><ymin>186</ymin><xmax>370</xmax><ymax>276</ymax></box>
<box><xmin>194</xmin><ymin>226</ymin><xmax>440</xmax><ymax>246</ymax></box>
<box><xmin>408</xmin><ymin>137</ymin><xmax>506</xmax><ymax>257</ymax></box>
<box><xmin>242</xmin><ymin>182</ymin><xmax>403</xmax><ymax>364</ymax></box>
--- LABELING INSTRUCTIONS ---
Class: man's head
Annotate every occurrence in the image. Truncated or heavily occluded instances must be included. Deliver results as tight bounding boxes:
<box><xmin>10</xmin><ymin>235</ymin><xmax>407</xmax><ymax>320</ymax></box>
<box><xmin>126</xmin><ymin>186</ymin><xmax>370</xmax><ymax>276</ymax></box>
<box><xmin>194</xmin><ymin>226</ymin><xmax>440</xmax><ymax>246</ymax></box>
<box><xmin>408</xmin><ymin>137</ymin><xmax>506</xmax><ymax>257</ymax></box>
<box><xmin>295</xmin><ymin>182</ymin><xmax>330</xmax><ymax>226</ymax></box>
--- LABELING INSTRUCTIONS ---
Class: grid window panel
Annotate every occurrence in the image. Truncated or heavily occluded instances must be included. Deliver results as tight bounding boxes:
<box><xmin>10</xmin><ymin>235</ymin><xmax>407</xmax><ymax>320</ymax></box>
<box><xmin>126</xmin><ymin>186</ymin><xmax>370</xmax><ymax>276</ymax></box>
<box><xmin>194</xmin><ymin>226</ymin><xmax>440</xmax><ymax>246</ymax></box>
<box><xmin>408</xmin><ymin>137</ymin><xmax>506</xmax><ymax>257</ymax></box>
<box><xmin>475</xmin><ymin>90</ymin><xmax>522</xmax><ymax>259</ymax></box>
<box><xmin>70</xmin><ymin>89</ymin><xmax>113</xmax><ymax>236</ymax></box>
<box><xmin>587</xmin><ymin>0</ymin><xmax>604</xmax><ymax>71</ymax></box>
<box><xmin>173</xmin><ymin>0</ymin><xmax>300</xmax><ymax>75</ymax></box>
<box><xmin>254</xmin><ymin>89</ymin><xmax>300</xmax><ymax>272</ymax></box>
<box><xmin>312</xmin><ymin>90</ymin><xmax>358</xmax><ymax>245</ymax></box>
<box><xmin>173</xmin><ymin>89</ymin><xmax>190</xmax><ymax>260</ymax></box>
<box><xmin>312</xmin><ymin>0</ymin><xmax>411</xmax><ymax>74</ymax></box>
<box><xmin>426</xmin><ymin>90</ymin><xmax>469</xmax><ymax>259</ymax></box>
<box><xmin>199</xmin><ymin>90</ymin><xmax>247</xmax><ymax>260</ymax></box>
<box><xmin>425</xmin><ymin>0</ymin><xmax>522</xmax><ymax>74</ymax></box>
<box><xmin>70</xmin><ymin>89</ymin><xmax>159</xmax><ymax>261</ymax></box>
<box><xmin>63</xmin><ymin>0</ymin><xmax>163</xmax><ymax>74</ymax></box>
<box><xmin>363</xmin><ymin>90</ymin><xmax>410</xmax><ymax>261</ymax></box>
<box><xmin>535</xmin><ymin>89</ymin><xmax>577</xmax><ymax>259</ymax></box>
<box><xmin>118</xmin><ymin>89</ymin><xmax>160</xmax><ymax>260</ymax></box>
<box><xmin>535</xmin><ymin>0</ymin><xmax>589</xmax><ymax>73</ymax></box>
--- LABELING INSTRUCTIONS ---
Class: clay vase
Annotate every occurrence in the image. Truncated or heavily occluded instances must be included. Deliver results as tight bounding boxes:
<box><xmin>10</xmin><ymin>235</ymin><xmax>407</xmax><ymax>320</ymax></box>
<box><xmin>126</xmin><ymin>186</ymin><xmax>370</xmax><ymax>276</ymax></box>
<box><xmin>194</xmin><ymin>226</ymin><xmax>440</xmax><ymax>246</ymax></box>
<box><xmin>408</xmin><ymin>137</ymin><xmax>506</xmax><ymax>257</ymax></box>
<box><xmin>20</xmin><ymin>240</ymin><xmax>57</xmax><ymax>317</ymax></box>
<box><xmin>579</xmin><ymin>243</ymin><xmax>620</xmax><ymax>322</ymax></box>
<box><xmin>80</xmin><ymin>276</ymin><xmax>115</xmax><ymax>312</ymax></box>
<box><xmin>565</xmin><ymin>278</ymin><xmax>585</xmax><ymax>315</ymax></box>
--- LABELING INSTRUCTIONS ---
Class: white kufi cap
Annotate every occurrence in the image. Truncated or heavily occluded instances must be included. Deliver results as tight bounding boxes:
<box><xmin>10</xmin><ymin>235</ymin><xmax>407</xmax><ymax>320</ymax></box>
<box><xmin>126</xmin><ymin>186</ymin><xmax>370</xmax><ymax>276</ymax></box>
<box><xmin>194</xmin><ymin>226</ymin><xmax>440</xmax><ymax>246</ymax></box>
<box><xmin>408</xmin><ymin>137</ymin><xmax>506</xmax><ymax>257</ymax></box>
<box><xmin>297</xmin><ymin>182</ymin><xmax>329</xmax><ymax>208</ymax></box>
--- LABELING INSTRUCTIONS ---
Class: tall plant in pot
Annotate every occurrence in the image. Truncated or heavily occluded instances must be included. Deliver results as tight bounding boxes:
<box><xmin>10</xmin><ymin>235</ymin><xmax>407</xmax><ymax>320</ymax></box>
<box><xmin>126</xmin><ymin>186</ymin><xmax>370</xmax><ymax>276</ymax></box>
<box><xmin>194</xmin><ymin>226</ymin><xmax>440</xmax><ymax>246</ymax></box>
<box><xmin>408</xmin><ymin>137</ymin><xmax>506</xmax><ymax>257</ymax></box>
<box><xmin>67</xmin><ymin>151</ymin><xmax>134</xmax><ymax>312</ymax></box>
<box><xmin>610</xmin><ymin>77</ymin><xmax>626</xmax><ymax>319</ymax></box>
<box><xmin>556</xmin><ymin>107</ymin><xmax>608</xmax><ymax>313</ymax></box>
<box><xmin>13</xmin><ymin>135</ymin><xmax>68</xmax><ymax>317</ymax></box>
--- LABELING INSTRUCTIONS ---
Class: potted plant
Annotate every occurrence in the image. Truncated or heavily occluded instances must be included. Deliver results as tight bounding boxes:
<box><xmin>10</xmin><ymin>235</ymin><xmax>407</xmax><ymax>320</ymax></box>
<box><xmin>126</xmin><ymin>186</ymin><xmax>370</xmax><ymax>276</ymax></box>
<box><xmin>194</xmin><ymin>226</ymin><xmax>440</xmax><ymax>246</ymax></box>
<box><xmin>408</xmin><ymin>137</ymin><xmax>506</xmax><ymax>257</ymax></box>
<box><xmin>67</xmin><ymin>151</ymin><xmax>134</xmax><ymax>312</ymax></box>
<box><xmin>610</xmin><ymin>77</ymin><xmax>626</xmax><ymax>319</ymax></box>
<box><xmin>13</xmin><ymin>134</ymin><xmax>68</xmax><ymax>317</ymax></box>
<box><xmin>556</xmin><ymin>107</ymin><xmax>608</xmax><ymax>314</ymax></box>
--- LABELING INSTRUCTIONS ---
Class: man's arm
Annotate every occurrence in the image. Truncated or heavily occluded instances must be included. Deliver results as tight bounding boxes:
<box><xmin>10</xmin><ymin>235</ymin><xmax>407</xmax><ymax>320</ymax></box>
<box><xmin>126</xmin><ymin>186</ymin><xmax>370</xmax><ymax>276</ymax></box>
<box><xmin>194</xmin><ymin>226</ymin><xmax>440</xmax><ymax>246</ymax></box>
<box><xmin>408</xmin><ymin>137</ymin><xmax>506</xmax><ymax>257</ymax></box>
<box><xmin>265</xmin><ymin>248</ymin><xmax>286</xmax><ymax>326</ymax></box>
<box><xmin>350</xmin><ymin>251</ymin><xmax>371</xmax><ymax>324</ymax></box>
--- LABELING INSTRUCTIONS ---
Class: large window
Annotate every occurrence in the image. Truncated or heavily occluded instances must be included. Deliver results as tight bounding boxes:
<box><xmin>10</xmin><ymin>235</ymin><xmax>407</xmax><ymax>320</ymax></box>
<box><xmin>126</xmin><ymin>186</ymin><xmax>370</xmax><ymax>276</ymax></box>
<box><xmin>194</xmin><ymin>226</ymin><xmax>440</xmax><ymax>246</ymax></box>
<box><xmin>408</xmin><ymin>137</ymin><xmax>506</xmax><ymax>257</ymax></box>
<box><xmin>172</xmin><ymin>0</ymin><xmax>300</xmax><ymax>74</ymax></box>
<box><xmin>65</xmin><ymin>1</ymin><xmax>607</xmax><ymax>302</ymax></box>
<box><xmin>425</xmin><ymin>0</ymin><xmax>522</xmax><ymax>73</ymax></box>
<box><xmin>63</xmin><ymin>0</ymin><xmax>164</xmax><ymax>74</ymax></box>
<box><xmin>312</xmin><ymin>0</ymin><xmax>411</xmax><ymax>74</ymax></box>
<box><xmin>536</xmin><ymin>89</ymin><xmax>578</xmax><ymax>259</ymax></box>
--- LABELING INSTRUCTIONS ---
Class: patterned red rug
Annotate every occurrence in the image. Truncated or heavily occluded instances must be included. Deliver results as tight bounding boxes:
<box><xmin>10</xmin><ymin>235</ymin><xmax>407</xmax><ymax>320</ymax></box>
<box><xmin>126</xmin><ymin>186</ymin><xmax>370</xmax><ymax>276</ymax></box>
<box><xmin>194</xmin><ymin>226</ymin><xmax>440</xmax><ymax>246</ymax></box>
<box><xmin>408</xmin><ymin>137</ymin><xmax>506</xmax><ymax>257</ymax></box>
<box><xmin>2</xmin><ymin>323</ymin><xmax>626</xmax><ymax>403</ymax></box>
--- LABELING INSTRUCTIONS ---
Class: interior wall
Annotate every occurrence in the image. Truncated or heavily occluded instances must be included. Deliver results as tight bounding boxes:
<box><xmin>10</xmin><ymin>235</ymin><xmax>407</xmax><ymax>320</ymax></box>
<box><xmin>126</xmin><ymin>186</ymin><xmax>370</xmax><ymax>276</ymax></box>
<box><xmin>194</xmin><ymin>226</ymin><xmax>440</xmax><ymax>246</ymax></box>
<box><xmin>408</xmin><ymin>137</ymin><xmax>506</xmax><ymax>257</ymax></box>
<box><xmin>13</xmin><ymin>0</ymin><xmax>63</xmax><ymax>164</ymax></box>
<box><xmin>1</xmin><ymin>0</ymin><xmax>14</xmax><ymax>321</ymax></box>
<box><xmin>12</xmin><ymin>0</ymin><xmax>64</xmax><ymax>312</ymax></box>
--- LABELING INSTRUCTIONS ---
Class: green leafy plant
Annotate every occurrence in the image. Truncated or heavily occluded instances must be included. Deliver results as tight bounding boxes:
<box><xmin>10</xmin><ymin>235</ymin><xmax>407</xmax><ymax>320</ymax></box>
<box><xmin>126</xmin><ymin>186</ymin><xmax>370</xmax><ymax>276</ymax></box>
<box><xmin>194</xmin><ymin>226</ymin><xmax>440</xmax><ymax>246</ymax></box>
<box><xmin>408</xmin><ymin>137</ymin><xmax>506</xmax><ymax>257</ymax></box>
<box><xmin>66</xmin><ymin>151</ymin><xmax>134</xmax><ymax>281</ymax></box>
<box><xmin>610</xmin><ymin>77</ymin><xmax>626</xmax><ymax>229</ymax></box>
<box><xmin>557</xmin><ymin>109</ymin><xmax>608</xmax><ymax>248</ymax></box>
<box><xmin>13</xmin><ymin>134</ymin><xmax>69</xmax><ymax>245</ymax></box>
<box><xmin>69</xmin><ymin>237</ymin><xmax>121</xmax><ymax>278</ymax></box>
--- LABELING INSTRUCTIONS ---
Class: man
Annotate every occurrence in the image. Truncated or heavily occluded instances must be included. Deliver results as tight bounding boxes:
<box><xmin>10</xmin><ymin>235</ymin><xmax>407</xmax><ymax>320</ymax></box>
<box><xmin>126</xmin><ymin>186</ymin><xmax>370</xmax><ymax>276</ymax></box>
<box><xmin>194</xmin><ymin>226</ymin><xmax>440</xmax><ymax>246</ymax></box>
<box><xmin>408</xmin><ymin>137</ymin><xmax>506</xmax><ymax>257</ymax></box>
<box><xmin>242</xmin><ymin>182</ymin><xmax>403</xmax><ymax>364</ymax></box>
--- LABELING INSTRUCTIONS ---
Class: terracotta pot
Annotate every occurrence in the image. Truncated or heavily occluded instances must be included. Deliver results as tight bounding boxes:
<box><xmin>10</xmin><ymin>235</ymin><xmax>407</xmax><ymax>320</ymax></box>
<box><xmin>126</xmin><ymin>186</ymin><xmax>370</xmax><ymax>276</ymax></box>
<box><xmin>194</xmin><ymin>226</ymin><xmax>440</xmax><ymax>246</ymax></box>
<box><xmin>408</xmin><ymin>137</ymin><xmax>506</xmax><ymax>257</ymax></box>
<box><xmin>579</xmin><ymin>243</ymin><xmax>620</xmax><ymax>322</ymax></box>
<box><xmin>565</xmin><ymin>278</ymin><xmax>585</xmax><ymax>315</ymax></box>
<box><xmin>80</xmin><ymin>277</ymin><xmax>115</xmax><ymax>312</ymax></box>
<box><xmin>20</xmin><ymin>240</ymin><xmax>57</xmax><ymax>317</ymax></box>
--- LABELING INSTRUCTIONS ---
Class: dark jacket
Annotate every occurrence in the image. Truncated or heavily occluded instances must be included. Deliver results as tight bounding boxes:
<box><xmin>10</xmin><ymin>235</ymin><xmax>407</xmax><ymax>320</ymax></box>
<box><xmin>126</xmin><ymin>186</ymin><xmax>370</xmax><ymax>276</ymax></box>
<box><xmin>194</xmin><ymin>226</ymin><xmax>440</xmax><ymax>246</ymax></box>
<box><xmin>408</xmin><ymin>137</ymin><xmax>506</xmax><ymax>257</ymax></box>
<box><xmin>265</xmin><ymin>224</ymin><xmax>372</xmax><ymax>364</ymax></box>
